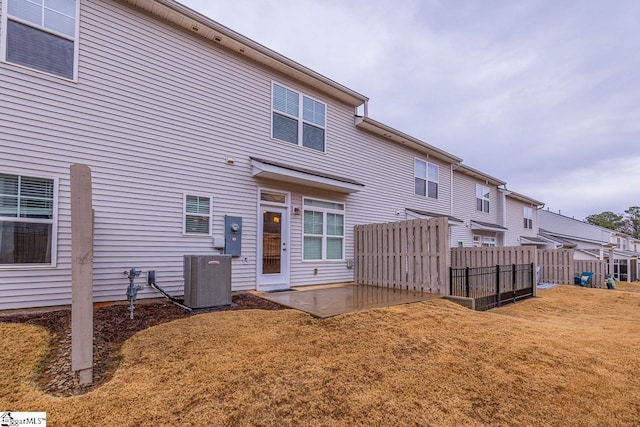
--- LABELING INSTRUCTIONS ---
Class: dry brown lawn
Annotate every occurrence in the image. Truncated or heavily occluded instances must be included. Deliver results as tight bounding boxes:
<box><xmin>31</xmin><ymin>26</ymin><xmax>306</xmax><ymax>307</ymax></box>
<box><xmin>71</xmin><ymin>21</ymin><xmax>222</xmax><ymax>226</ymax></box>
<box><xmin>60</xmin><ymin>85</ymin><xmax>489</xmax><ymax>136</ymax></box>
<box><xmin>1</xmin><ymin>284</ymin><xmax>639</xmax><ymax>426</ymax></box>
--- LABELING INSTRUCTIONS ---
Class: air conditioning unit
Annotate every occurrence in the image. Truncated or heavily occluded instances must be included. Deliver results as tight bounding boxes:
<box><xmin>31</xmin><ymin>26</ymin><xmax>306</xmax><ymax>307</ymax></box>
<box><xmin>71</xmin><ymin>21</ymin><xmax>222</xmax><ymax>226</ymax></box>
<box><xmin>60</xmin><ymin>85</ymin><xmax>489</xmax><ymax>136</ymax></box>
<box><xmin>183</xmin><ymin>255</ymin><xmax>232</xmax><ymax>308</ymax></box>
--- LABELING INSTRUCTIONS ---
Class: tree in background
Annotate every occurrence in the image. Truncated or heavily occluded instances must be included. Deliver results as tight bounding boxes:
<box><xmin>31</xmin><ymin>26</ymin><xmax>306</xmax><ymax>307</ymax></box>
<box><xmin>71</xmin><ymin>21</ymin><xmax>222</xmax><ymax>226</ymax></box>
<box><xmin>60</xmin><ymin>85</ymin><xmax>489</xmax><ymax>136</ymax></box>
<box><xmin>585</xmin><ymin>211</ymin><xmax>624</xmax><ymax>230</ymax></box>
<box><xmin>624</xmin><ymin>206</ymin><xmax>640</xmax><ymax>238</ymax></box>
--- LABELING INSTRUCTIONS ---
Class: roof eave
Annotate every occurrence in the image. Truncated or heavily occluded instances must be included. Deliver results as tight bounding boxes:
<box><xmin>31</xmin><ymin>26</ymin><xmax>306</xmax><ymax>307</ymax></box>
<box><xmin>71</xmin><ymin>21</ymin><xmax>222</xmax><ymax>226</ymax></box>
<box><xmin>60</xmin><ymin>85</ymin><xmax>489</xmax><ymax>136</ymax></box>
<box><xmin>126</xmin><ymin>0</ymin><xmax>369</xmax><ymax>107</ymax></box>
<box><xmin>504</xmin><ymin>190</ymin><xmax>545</xmax><ymax>207</ymax></box>
<box><xmin>355</xmin><ymin>116</ymin><xmax>462</xmax><ymax>164</ymax></box>
<box><xmin>455</xmin><ymin>164</ymin><xmax>506</xmax><ymax>186</ymax></box>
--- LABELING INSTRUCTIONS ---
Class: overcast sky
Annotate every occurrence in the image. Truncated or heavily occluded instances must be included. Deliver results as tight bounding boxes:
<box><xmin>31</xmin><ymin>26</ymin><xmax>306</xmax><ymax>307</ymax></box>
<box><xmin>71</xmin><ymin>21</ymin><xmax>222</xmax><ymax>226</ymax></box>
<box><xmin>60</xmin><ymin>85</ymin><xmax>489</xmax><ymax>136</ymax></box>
<box><xmin>182</xmin><ymin>0</ymin><xmax>640</xmax><ymax>221</ymax></box>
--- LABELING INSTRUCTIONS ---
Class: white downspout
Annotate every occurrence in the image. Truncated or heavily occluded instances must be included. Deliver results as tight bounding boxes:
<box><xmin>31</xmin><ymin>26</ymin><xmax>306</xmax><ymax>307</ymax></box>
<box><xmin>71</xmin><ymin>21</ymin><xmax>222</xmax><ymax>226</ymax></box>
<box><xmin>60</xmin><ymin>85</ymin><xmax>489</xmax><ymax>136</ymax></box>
<box><xmin>450</xmin><ymin>164</ymin><xmax>454</xmax><ymax>248</ymax></box>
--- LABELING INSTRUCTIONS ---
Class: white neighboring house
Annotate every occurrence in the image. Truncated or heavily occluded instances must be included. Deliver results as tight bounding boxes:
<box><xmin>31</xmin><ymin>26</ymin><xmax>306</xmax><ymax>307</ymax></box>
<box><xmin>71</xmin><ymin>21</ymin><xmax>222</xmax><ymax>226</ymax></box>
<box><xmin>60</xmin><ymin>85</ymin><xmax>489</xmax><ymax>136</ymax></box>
<box><xmin>538</xmin><ymin>210</ymin><xmax>639</xmax><ymax>282</ymax></box>
<box><xmin>502</xmin><ymin>191</ymin><xmax>546</xmax><ymax>247</ymax></box>
<box><xmin>451</xmin><ymin>165</ymin><xmax>507</xmax><ymax>248</ymax></box>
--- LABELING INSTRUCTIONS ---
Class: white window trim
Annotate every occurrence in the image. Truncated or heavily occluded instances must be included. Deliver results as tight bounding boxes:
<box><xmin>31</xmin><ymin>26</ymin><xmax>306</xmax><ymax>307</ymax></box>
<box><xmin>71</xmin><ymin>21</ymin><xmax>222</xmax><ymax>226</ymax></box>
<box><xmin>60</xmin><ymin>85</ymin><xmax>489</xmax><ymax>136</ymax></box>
<box><xmin>473</xmin><ymin>235</ymin><xmax>496</xmax><ymax>248</ymax></box>
<box><xmin>182</xmin><ymin>193</ymin><xmax>212</xmax><ymax>236</ymax></box>
<box><xmin>302</xmin><ymin>197</ymin><xmax>345</xmax><ymax>262</ymax></box>
<box><xmin>271</xmin><ymin>81</ymin><xmax>327</xmax><ymax>152</ymax></box>
<box><xmin>414</xmin><ymin>158</ymin><xmax>439</xmax><ymax>199</ymax></box>
<box><xmin>0</xmin><ymin>0</ymin><xmax>81</xmax><ymax>82</ymax></box>
<box><xmin>258</xmin><ymin>188</ymin><xmax>290</xmax><ymax>207</ymax></box>
<box><xmin>476</xmin><ymin>184</ymin><xmax>490</xmax><ymax>213</ymax></box>
<box><xmin>0</xmin><ymin>172</ymin><xmax>58</xmax><ymax>269</ymax></box>
<box><xmin>523</xmin><ymin>206</ymin><xmax>533</xmax><ymax>229</ymax></box>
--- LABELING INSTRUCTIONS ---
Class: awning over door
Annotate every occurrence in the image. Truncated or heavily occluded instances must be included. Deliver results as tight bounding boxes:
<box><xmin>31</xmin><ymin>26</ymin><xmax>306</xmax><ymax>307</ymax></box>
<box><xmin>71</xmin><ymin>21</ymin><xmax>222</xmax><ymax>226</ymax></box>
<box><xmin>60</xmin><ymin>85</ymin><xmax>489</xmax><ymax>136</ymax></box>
<box><xmin>470</xmin><ymin>220</ymin><xmax>508</xmax><ymax>233</ymax></box>
<box><xmin>250</xmin><ymin>158</ymin><xmax>364</xmax><ymax>193</ymax></box>
<box><xmin>520</xmin><ymin>236</ymin><xmax>548</xmax><ymax>246</ymax></box>
<box><xmin>405</xmin><ymin>208</ymin><xmax>464</xmax><ymax>225</ymax></box>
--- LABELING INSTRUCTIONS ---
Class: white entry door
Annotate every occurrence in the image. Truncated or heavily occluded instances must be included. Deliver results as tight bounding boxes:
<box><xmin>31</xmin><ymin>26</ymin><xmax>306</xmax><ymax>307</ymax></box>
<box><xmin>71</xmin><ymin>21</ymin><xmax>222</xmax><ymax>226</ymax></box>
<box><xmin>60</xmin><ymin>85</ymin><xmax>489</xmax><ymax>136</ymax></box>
<box><xmin>257</xmin><ymin>205</ymin><xmax>290</xmax><ymax>290</ymax></box>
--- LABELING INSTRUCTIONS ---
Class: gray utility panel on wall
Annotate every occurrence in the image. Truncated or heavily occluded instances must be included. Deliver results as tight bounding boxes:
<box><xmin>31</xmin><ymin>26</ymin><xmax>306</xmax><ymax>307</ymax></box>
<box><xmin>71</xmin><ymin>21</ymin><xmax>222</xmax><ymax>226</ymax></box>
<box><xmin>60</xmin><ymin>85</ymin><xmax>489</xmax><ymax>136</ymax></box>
<box><xmin>224</xmin><ymin>215</ymin><xmax>242</xmax><ymax>256</ymax></box>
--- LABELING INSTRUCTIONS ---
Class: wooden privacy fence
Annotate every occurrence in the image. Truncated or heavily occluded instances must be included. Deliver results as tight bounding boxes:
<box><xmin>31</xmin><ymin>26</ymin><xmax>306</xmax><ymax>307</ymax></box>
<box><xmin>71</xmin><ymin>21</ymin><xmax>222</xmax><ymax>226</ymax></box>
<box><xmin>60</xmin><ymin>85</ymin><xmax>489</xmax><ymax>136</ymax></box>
<box><xmin>451</xmin><ymin>246</ymin><xmax>537</xmax><ymax>269</ymax></box>
<box><xmin>354</xmin><ymin>217</ymin><xmax>449</xmax><ymax>294</ymax></box>
<box><xmin>538</xmin><ymin>249</ymin><xmax>606</xmax><ymax>287</ymax></box>
<box><xmin>538</xmin><ymin>249</ymin><xmax>573</xmax><ymax>285</ymax></box>
<box><xmin>574</xmin><ymin>260</ymin><xmax>606</xmax><ymax>288</ymax></box>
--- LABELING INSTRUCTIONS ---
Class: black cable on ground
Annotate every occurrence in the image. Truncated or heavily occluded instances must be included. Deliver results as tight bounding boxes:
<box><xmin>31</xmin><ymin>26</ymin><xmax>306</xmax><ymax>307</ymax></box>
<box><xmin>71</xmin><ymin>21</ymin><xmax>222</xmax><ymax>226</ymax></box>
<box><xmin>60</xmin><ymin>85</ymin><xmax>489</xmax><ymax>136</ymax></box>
<box><xmin>150</xmin><ymin>282</ymin><xmax>192</xmax><ymax>312</ymax></box>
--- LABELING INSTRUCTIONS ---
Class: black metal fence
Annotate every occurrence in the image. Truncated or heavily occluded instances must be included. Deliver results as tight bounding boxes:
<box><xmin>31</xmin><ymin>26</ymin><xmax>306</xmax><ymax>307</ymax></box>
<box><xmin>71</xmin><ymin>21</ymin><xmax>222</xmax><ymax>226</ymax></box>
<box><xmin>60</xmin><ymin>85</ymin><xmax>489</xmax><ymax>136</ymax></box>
<box><xmin>450</xmin><ymin>263</ymin><xmax>535</xmax><ymax>311</ymax></box>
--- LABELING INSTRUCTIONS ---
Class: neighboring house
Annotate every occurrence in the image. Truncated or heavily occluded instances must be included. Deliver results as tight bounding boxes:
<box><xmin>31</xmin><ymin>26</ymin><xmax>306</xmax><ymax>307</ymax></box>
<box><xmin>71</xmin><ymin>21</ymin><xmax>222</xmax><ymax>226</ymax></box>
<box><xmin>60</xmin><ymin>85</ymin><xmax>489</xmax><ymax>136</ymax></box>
<box><xmin>502</xmin><ymin>190</ymin><xmax>546</xmax><ymax>247</ymax></box>
<box><xmin>451</xmin><ymin>165</ymin><xmax>507</xmax><ymax>248</ymax></box>
<box><xmin>538</xmin><ymin>210</ymin><xmax>639</xmax><ymax>281</ymax></box>
<box><xmin>0</xmin><ymin>0</ymin><xmax>545</xmax><ymax>310</ymax></box>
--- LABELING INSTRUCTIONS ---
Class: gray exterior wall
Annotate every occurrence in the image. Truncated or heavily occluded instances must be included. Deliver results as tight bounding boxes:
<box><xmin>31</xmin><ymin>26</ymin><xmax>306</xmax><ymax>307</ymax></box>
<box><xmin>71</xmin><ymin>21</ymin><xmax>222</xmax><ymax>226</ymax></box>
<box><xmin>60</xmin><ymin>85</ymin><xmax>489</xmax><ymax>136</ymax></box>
<box><xmin>451</xmin><ymin>170</ymin><xmax>500</xmax><ymax>247</ymax></box>
<box><xmin>539</xmin><ymin>210</ymin><xmax>615</xmax><ymax>244</ymax></box>
<box><xmin>504</xmin><ymin>196</ymin><xmax>539</xmax><ymax>247</ymax></box>
<box><xmin>0</xmin><ymin>0</ymin><xmax>459</xmax><ymax>309</ymax></box>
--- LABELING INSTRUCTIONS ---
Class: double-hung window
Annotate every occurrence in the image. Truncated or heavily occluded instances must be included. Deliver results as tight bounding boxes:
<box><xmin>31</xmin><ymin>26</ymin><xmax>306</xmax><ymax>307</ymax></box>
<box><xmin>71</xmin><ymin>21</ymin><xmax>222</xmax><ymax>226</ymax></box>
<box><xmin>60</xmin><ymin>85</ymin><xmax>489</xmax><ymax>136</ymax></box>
<box><xmin>183</xmin><ymin>195</ymin><xmax>211</xmax><ymax>235</ymax></box>
<box><xmin>476</xmin><ymin>184</ymin><xmax>490</xmax><ymax>213</ymax></box>
<box><xmin>523</xmin><ymin>206</ymin><xmax>533</xmax><ymax>229</ymax></box>
<box><xmin>414</xmin><ymin>159</ymin><xmax>438</xmax><ymax>198</ymax></box>
<box><xmin>272</xmin><ymin>82</ymin><xmax>326</xmax><ymax>152</ymax></box>
<box><xmin>2</xmin><ymin>0</ymin><xmax>79</xmax><ymax>80</ymax></box>
<box><xmin>0</xmin><ymin>173</ymin><xmax>56</xmax><ymax>265</ymax></box>
<box><xmin>303</xmin><ymin>198</ymin><xmax>344</xmax><ymax>261</ymax></box>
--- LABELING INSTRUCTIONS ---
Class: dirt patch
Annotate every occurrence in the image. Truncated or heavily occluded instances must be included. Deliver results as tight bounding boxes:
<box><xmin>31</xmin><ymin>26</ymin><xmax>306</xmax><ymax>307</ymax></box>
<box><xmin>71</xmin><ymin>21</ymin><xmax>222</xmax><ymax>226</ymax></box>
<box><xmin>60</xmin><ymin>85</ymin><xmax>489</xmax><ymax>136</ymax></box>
<box><xmin>0</xmin><ymin>293</ymin><xmax>283</xmax><ymax>396</ymax></box>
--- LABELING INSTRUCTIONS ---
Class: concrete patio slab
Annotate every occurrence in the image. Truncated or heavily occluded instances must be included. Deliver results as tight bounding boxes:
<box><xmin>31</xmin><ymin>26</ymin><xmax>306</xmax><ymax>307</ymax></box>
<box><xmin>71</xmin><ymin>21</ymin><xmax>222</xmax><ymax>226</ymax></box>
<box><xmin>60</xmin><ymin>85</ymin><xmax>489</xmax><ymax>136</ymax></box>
<box><xmin>255</xmin><ymin>283</ymin><xmax>440</xmax><ymax>318</ymax></box>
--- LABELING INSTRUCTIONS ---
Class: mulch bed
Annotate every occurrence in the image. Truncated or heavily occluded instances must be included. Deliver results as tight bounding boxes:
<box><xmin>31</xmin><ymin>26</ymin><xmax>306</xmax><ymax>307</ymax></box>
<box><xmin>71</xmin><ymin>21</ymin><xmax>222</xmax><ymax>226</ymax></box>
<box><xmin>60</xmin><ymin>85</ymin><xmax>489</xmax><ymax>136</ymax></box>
<box><xmin>0</xmin><ymin>293</ymin><xmax>284</xmax><ymax>397</ymax></box>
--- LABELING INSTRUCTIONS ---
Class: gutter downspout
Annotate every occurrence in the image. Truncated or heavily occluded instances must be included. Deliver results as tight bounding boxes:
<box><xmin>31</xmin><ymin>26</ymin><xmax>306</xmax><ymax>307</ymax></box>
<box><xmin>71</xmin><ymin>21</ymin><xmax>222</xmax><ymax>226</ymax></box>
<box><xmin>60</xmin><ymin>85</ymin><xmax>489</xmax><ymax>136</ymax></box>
<box><xmin>450</xmin><ymin>164</ymin><xmax>454</xmax><ymax>248</ymax></box>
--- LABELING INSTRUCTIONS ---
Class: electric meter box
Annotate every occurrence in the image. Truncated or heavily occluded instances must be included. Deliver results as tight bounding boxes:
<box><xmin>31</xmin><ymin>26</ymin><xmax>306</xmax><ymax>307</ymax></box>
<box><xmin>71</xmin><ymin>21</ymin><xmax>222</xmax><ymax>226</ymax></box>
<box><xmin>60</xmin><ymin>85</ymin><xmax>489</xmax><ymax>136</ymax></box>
<box><xmin>224</xmin><ymin>215</ymin><xmax>242</xmax><ymax>256</ymax></box>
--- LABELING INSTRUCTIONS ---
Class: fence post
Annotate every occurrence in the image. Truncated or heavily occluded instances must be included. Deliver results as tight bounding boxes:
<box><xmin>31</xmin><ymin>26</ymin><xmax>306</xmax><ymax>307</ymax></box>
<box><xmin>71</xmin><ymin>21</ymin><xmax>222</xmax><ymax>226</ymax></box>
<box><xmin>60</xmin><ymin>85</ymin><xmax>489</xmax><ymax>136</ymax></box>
<box><xmin>465</xmin><ymin>267</ymin><xmax>470</xmax><ymax>298</ymax></box>
<box><xmin>449</xmin><ymin>267</ymin><xmax>453</xmax><ymax>295</ymax></box>
<box><xmin>512</xmin><ymin>263</ymin><xmax>517</xmax><ymax>303</ymax></box>
<box><xmin>496</xmin><ymin>265</ymin><xmax>501</xmax><ymax>308</ymax></box>
<box><xmin>530</xmin><ymin>262</ymin><xmax>535</xmax><ymax>295</ymax></box>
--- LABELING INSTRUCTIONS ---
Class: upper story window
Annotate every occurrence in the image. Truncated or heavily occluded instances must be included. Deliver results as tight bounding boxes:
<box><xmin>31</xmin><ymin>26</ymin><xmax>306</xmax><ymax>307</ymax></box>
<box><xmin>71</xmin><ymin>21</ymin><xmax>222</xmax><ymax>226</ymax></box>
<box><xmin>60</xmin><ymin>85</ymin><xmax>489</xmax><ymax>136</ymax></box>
<box><xmin>1</xmin><ymin>0</ymin><xmax>78</xmax><ymax>80</ymax></box>
<box><xmin>183</xmin><ymin>194</ymin><xmax>212</xmax><ymax>235</ymax></box>
<box><xmin>303</xmin><ymin>198</ymin><xmax>344</xmax><ymax>261</ymax></box>
<box><xmin>0</xmin><ymin>172</ymin><xmax>57</xmax><ymax>266</ymax></box>
<box><xmin>414</xmin><ymin>159</ymin><xmax>438</xmax><ymax>199</ymax></box>
<box><xmin>476</xmin><ymin>184</ymin><xmax>490</xmax><ymax>213</ymax></box>
<box><xmin>523</xmin><ymin>206</ymin><xmax>533</xmax><ymax>229</ymax></box>
<box><xmin>272</xmin><ymin>82</ymin><xmax>326</xmax><ymax>152</ymax></box>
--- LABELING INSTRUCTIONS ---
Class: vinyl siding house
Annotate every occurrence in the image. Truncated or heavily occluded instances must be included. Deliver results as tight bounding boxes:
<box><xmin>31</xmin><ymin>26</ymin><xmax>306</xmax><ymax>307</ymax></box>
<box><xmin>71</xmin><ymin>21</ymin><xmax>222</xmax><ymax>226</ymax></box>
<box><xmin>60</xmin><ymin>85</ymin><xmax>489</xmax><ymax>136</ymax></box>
<box><xmin>502</xmin><ymin>191</ymin><xmax>545</xmax><ymax>247</ymax></box>
<box><xmin>0</xmin><ymin>0</ymin><xmax>477</xmax><ymax>310</ymax></box>
<box><xmin>0</xmin><ymin>0</ymin><xmax>547</xmax><ymax>311</ymax></box>
<box><xmin>451</xmin><ymin>165</ymin><xmax>507</xmax><ymax>248</ymax></box>
<box><xmin>538</xmin><ymin>210</ymin><xmax>639</xmax><ymax>281</ymax></box>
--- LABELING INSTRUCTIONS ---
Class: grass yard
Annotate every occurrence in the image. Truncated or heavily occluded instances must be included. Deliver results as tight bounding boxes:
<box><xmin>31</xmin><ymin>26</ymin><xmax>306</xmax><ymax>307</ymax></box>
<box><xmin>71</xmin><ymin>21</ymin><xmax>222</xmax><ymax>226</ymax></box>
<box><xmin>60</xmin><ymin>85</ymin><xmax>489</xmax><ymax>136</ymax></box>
<box><xmin>1</xmin><ymin>284</ymin><xmax>639</xmax><ymax>426</ymax></box>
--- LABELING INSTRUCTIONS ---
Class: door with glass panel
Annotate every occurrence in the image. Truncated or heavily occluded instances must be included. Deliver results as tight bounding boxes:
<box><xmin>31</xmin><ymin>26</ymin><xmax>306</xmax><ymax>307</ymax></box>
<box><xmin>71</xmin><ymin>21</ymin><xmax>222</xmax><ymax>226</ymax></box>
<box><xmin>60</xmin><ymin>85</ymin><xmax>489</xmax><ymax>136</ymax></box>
<box><xmin>257</xmin><ymin>205</ymin><xmax>290</xmax><ymax>290</ymax></box>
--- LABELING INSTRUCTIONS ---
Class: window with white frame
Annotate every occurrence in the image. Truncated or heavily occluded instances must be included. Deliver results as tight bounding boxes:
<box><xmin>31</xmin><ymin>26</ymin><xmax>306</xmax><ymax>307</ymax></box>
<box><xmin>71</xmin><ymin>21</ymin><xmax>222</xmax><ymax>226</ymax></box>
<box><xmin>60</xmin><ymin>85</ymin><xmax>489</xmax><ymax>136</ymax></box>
<box><xmin>2</xmin><ymin>0</ymin><xmax>78</xmax><ymax>79</ymax></box>
<box><xmin>476</xmin><ymin>184</ymin><xmax>490</xmax><ymax>213</ymax></box>
<box><xmin>303</xmin><ymin>198</ymin><xmax>344</xmax><ymax>261</ymax></box>
<box><xmin>414</xmin><ymin>159</ymin><xmax>438</xmax><ymax>198</ymax></box>
<box><xmin>183</xmin><ymin>195</ymin><xmax>211</xmax><ymax>235</ymax></box>
<box><xmin>272</xmin><ymin>82</ymin><xmax>326</xmax><ymax>152</ymax></box>
<box><xmin>473</xmin><ymin>235</ymin><xmax>495</xmax><ymax>247</ymax></box>
<box><xmin>523</xmin><ymin>206</ymin><xmax>533</xmax><ymax>229</ymax></box>
<box><xmin>0</xmin><ymin>173</ymin><xmax>56</xmax><ymax>265</ymax></box>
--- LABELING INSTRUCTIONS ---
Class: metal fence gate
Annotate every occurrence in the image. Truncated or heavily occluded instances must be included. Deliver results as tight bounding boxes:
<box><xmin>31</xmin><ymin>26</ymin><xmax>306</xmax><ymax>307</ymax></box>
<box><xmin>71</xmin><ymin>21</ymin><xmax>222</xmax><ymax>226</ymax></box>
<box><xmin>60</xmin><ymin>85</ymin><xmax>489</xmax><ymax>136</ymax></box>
<box><xmin>450</xmin><ymin>263</ymin><xmax>535</xmax><ymax>311</ymax></box>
